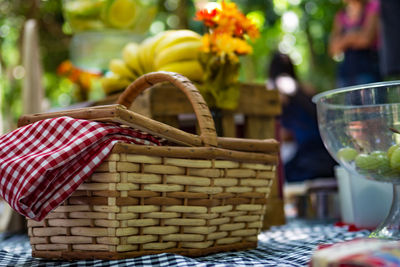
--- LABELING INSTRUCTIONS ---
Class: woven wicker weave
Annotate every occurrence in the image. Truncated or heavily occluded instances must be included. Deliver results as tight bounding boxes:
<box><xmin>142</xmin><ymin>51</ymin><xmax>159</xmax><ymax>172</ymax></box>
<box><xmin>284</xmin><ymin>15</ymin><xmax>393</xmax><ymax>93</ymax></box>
<box><xmin>19</xmin><ymin>72</ymin><xmax>279</xmax><ymax>260</ymax></box>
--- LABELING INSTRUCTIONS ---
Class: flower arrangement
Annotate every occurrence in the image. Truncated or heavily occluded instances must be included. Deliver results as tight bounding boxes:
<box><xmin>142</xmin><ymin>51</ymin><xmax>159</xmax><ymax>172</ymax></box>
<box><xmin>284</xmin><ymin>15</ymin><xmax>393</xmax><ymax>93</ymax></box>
<box><xmin>195</xmin><ymin>1</ymin><xmax>260</xmax><ymax>110</ymax></box>
<box><xmin>57</xmin><ymin>60</ymin><xmax>101</xmax><ymax>101</ymax></box>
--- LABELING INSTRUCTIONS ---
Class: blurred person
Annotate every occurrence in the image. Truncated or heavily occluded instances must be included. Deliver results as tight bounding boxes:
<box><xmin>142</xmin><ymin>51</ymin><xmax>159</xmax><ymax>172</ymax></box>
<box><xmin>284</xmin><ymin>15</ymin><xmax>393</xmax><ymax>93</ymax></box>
<box><xmin>379</xmin><ymin>0</ymin><xmax>400</xmax><ymax>80</ymax></box>
<box><xmin>267</xmin><ymin>52</ymin><xmax>337</xmax><ymax>183</ymax></box>
<box><xmin>329</xmin><ymin>0</ymin><xmax>381</xmax><ymax>87</ymax></box>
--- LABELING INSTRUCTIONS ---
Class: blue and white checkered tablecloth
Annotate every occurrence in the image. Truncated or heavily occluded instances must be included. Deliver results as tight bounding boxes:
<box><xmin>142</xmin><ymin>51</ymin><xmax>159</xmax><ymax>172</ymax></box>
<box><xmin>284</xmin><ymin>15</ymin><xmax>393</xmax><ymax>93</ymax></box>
<box><xmin>0</xmin><ymin>221</ymin><xmax>370</xmax><ymax>267</ymax></box>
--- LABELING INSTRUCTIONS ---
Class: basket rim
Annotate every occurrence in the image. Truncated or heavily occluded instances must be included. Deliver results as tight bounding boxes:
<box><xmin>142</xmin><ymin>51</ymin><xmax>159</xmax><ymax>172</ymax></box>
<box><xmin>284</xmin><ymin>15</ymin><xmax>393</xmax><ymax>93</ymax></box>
<box><xmin>112</xmin><ymin>143</ymin><xmax>278</xmax><ymax>164</ymax></box>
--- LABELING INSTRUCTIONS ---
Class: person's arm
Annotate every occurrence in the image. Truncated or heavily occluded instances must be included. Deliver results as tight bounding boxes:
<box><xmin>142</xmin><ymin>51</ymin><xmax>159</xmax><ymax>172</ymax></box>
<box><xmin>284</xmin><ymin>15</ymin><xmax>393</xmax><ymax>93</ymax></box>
<box><xmin>329</xmin><ymin>14</ymin><xmax>346</xmax><ymax>57</ymax></box>
<box><xmin>342</xmin><ymin>1</ymin><xmax>380</xmax><ymax>49</ymax></box>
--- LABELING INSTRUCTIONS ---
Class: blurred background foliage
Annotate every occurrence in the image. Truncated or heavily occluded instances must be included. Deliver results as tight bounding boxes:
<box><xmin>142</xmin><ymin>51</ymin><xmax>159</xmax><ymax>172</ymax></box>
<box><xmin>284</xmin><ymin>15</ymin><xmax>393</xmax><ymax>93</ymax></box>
<box><xmin>0</xmin><ymin>0</ymin><xmax>342</xmax><ymax>133</ymax></box>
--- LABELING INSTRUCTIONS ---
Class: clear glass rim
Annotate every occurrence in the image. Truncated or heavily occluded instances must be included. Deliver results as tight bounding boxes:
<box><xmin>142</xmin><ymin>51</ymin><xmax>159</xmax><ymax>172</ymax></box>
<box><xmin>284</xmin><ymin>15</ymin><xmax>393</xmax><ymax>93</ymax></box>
<box><xmin>312</xmin><ymin>80</ymin><xmax>400</xmax><ymax>104</ymax></box>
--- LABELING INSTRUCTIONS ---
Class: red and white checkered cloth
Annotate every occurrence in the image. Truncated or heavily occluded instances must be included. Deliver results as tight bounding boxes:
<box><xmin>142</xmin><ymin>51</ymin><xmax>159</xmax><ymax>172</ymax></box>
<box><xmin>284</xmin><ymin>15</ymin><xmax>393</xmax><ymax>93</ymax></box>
<box><xmin>0</xmin><ymin>116</ymin><xmax>161</xmax><ymax>221</ymax></box>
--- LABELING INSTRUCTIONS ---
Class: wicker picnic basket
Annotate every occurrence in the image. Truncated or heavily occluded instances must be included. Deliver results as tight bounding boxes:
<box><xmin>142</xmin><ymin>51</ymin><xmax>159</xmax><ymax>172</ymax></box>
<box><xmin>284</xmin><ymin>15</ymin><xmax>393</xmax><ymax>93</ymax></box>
<box><xmin>18</xmin><ymin>72</ymin><xmax>279</xmax><ymax>260</ymax></box>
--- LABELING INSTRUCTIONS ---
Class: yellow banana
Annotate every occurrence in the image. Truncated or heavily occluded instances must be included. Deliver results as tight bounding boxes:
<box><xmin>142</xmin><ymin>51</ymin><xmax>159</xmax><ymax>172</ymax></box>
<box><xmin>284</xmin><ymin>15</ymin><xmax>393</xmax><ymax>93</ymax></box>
<box><xmin>109</xmin><ymin>59</ymin><xmax>136</xmax><ymax>79</ymax></box>
<box><xmin>154</xmin><ymin>30</ymin><xmax>201</xmax><ymax>54</ymax></box>
<box><xmin>122</xmin><ymin>42</ymin><xmax>143</xmax><ymax>76</ymax></box>
<box><xmin>120</xmin><ymin>30</ymin><xmax>203</xmax><ymax>78</ymax></box>
<box><xmin>138</xmin><ymin>31</ymin><xmax>171</xmax><ymax>73</ymax></box>
<box><xmin>101</xmin><ymin>74</ymin><xmax>131</xmax><ymax>95</ymax></box>
<box><xmin>154</xmin><ymin>40</ymin><xmax>202</xmax><ymax>70</ymax></box>
<box><xmin>157</xmin><ymin>60</ymin><xmax>204</xmax><ymax>82</ymax></box>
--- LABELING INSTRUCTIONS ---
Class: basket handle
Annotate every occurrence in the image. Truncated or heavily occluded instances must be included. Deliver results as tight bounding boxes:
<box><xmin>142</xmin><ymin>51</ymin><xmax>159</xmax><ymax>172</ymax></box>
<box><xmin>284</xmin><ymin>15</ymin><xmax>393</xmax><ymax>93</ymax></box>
<box><xmin>117</xmin><ymin>71</ymin><xmax>217</xmax><ymax>147</ymax></box>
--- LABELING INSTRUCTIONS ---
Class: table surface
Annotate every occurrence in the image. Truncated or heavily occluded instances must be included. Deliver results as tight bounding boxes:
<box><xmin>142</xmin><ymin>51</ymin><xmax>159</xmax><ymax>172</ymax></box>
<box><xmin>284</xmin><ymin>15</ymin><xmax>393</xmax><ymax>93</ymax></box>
<box><xmin>0</xmin><ymin>220</ymin><xmax>369</xmax><ymax>267</ymax></box>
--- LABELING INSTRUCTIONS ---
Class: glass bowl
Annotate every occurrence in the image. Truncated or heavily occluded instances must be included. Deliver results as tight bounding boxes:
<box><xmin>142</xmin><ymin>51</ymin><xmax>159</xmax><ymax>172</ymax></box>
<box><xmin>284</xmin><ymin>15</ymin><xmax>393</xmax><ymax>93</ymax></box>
<box><xmin>312</xmin><ymin>81</ymin><xmax>400</xmax><ymax>239</ymax></box>
<box><xmin>62</xmin><ymin>0</ymin><xmax>159</xmax><ymax>33</ymax></box>
<box><xmin>62</xmin><ymin>0</ymin><xmax>159</xmax><ymax>71</ymax></box>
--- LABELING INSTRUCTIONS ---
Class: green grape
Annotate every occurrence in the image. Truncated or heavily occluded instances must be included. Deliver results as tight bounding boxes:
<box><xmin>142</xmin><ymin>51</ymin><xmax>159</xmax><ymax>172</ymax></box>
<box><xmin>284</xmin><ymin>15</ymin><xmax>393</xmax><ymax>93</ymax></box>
<box><xmin>355</xmin><ymin>153</ymin><xmax>378</xmax><ymax>170</ymax></box>
<box><xmin>337</xmin><ymin>147</ymin><xmax>358</xmax><ymax>162</ymax></box>
<box><xmin>374</xmin><ymin>154</ymin><xmax>395</xmax><ymax>176</ymax></box>
<box><xmin>390</xmin><ymin>147</ymin><xmax>400</xmax><ymax>171</ymax></box>
<box><xmin>371</xmin><ymin>151</ymin><xmax>386</xmax><ymax>157</ymax></box>
<box><xmin>388</xmin><ymin>144</ymin><xmax>400</xmax><ymax>159</ymax></box>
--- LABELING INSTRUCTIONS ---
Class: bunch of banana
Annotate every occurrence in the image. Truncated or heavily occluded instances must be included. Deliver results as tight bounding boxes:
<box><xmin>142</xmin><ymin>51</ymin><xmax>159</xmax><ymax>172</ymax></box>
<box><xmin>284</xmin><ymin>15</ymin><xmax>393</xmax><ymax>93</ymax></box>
<box><xmin>101</xmin><ymin>29</ymin><xmax>204</xmax><ymax>95</ymax></box>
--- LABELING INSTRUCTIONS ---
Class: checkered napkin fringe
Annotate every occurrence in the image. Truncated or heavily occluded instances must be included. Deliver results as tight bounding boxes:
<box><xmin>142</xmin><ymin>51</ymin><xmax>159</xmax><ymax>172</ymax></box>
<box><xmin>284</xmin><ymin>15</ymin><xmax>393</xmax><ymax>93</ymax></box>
<box><xmin>0</xmin><ymin>117</ymin><xmax>161</xmax><ymax>221</ymax></box>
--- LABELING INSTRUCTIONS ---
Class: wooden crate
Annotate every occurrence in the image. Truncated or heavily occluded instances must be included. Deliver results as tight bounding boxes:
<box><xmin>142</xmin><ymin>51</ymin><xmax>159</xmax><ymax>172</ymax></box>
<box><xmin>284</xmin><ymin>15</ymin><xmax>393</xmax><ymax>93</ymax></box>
<box><xmin>93</xmin><ymin>82</ymin><xmax>285</xmax><ymax>229</ymax></box>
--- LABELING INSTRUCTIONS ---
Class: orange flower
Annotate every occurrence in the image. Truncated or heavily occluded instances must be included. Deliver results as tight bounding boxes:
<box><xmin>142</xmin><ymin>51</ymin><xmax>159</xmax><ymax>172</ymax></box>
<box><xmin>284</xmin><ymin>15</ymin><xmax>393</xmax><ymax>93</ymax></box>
<box><xmin>57</xmin><ymin>60</ymin><xmax>101</xmax><ymax>89</ymax></box>
<box><xmin>231</xmin><ymin>38</ymin><xmax>253</xmax><ymax>55</ymax></box>
<box><xmin>196</xmin><ymin>1</ymin><xmax>260</xmax><ymax>56</ymax></box>
<box><xmin>241</xmin><ymin>18</ymin><xmax>260</xmax><ymax>39</ymax></box>
<box><xmin>202</xmin><ymin>32</ymin><xmax>252</xmax><ymax>61</ymax></box>
<box><xmin>220</xmin><ymin>1</ymin><xmax>241</xmax><ymax>19</ymax></box>
<box><xmin>214</xmin><ymin>33</ymin><xmax>236</xmax><ymax>55</ymax></box>
<box><xmin>195</xmin><ymin>8</ymin><xmax>219</xmax><ymax>27</ymax></box>
<box><xmin>201</xmin><ymin>33</ymin><xmax>212</xmax><ymax>53</ymax></box>
<box><xmin>57</xmin><ymin>60</ymin><xmax>74</xmax><ymax>76</ymax></box>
